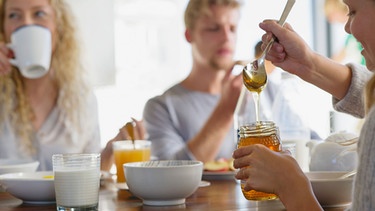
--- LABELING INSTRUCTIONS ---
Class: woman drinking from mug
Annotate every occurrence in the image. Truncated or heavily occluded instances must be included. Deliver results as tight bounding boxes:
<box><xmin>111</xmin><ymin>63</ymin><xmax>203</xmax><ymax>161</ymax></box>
<box><xmin>0</xmin><ymin>0</ymin><xmax>116</xmax><ymax>171</ymax></box>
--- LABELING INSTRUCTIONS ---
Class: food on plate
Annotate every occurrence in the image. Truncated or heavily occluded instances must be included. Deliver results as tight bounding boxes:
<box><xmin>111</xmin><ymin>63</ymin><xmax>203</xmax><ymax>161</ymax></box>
<box><xmin>204</xmin><ymin>158</ymin><xmax>235</xmax><ymax>172</ymax></box>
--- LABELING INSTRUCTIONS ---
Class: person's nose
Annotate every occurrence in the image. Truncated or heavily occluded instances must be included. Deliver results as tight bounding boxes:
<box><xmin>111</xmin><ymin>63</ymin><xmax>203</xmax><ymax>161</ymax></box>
<box><xmin>222</xmin><ymin>26</ymin><xmax>234</xmax><ymax>42</ymax></box>
<box><xmin>21</xmin><ymin>14</ymin><xmax>36</xmax><ymax>26</ymax></box>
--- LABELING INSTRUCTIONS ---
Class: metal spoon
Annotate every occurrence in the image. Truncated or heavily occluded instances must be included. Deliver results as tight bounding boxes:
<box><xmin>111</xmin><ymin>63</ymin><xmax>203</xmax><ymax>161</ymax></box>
<box><xmin>125</xmin><ymin>121</ymin><xmax>135</xmax><ymax>149</ymax></box>
<box><xmin>338</xmin><ymin>170</ymin><xmax>356</xmax><ymax>179</ymax></box>
<box><xmin>243</xmin><ymin>0</ymin><xmax>296</xmax><ymax>92</ymax></box>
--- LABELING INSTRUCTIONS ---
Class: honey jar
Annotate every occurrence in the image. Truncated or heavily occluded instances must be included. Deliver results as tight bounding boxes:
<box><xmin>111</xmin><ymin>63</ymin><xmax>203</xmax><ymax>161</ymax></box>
<box><xmin>237</xmin><ymin>121</ymin><xmax>281</xmax><ymax>200</ymax></box>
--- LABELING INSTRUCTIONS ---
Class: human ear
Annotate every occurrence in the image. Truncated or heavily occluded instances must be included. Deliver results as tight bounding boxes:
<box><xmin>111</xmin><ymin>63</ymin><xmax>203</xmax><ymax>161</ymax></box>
<box><xmin>185</xmin><ymin>29</ymin><xmax>192</xmax><ymax>43</ymax></box>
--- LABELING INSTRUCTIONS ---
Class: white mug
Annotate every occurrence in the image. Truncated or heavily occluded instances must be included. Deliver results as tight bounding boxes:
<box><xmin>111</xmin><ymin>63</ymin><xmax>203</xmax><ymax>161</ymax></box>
<box><xmin>280</xmin><ymin>128</ymin><xmax>311</xmax><ymax>172</ymax></box>
<box><xmin>7</xmin><ymin>25</ymin><xmax>52</xmax><ymax>79</ymax></box>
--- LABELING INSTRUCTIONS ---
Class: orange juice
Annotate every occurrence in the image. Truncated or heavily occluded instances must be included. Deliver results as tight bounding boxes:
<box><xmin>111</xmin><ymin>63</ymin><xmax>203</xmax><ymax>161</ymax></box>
<box><xmin>113</xmin><ymin>140</ymin><xmax>151</xmax><ymax>183</ymax></box>
<box><xmin>238</xmin><ymin>121</ymin><xmax>281</xmax><ymax>200</ymax></box>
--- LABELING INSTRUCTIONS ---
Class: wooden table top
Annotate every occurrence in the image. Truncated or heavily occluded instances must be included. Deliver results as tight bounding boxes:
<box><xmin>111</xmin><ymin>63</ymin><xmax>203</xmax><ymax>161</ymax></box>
<box><xmin>0</xmin><ymin>177</ymin><xmax>350</xmax><ymax>211</ymax></box>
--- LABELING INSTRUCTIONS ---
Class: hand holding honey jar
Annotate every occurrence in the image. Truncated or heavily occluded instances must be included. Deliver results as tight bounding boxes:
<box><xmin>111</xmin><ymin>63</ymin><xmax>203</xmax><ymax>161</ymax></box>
<box><xmin>236</xmin><ymin>121</ymin><xmax>282</xmax><ymax>201</ymax></box>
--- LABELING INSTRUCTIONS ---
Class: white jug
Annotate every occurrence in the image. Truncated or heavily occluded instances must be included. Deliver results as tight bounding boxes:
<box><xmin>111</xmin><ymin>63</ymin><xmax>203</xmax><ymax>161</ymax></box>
<box><xmin>307</xmin><ymin>132</ymin><xmax>358</xmax><ymax>171</ymax></box>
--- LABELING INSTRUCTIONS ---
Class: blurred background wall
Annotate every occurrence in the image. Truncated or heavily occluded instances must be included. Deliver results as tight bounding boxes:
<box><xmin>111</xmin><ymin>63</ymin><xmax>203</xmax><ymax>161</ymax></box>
<box><xmin>67</xmin><ymin>0</ymin><xmax>361</xmax><ymax>146</ymax></box>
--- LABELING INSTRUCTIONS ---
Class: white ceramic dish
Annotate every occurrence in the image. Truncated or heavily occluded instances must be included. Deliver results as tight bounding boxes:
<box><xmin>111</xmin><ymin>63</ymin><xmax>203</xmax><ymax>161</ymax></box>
<box><xmin>202</xmin><ymin>171</ymin><xmax>236</xmax><ymax>180</ymax></box>
<box><xmin>115</xmin><ymin>180</ymin><xmax>210</xmax><ymax>190</ymax></box>
<box><xmin>0</xmin><ymin>171</ymin><xmax>55</xmax><ymax>204</ymax></box>
<box><xmin>0</xmin><ymin>159</ymin><xmax>39</xmax><ymax>175</ymax></box>
<box><xmin>124</xmin><ymin>160</ymin><xmax>203</xmax><ymax>206</ymax></box>
<box><xmin>100</xmin><ymin>170</ymin><xmax>114</xmax><ymax>186</ymax></box>
<box><xmin>305</xmin><ymin>171</ymin><xmax>353</xmax><ymax>207</ymax></box>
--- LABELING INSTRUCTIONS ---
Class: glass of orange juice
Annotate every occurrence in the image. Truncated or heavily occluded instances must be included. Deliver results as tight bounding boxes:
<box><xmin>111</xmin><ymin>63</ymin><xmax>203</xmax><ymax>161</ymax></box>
<box><xmin>113</xmin><ymin>140</ymin><xmax>151</xmax><ymax>183</ymax></box>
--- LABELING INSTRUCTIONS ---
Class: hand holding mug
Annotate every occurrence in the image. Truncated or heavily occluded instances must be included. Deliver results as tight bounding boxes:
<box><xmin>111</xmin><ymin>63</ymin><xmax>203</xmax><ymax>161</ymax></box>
<box><xmin>0</xmin><ymin>42</ymin><xmax>12</xmax><ymax>75</ymax></box>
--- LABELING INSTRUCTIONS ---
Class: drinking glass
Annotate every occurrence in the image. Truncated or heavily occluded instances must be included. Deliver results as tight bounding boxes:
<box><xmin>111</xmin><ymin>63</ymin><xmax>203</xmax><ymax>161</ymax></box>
<box><xmin>53</xmin><ymin>153</ymin><xmax>101</xmax><ymax>211</ymax></box>
<box><xmin>113</xmin><ymin>140</ymin><xmax>151</xmax><ymax>183</ymax></box>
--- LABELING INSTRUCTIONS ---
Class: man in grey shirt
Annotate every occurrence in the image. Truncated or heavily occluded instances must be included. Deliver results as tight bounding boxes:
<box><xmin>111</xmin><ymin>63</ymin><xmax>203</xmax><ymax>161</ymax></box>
<box><xmin>143</xmin><ymin>0</ymin><xmax>243</xmax><ymax>162</ymax></box>
<box><xmin>143</xmin><ymin>0</ymin><xmax>320</xmax><ymax>163</ymax></box>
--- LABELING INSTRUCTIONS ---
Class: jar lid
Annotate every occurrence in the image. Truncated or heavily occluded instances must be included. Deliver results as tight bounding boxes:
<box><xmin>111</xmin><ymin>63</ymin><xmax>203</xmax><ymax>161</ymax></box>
<box><xmin>239</xmin><ymin>121</ymin><xmax>278</xmax><ymax>137</ymax></box>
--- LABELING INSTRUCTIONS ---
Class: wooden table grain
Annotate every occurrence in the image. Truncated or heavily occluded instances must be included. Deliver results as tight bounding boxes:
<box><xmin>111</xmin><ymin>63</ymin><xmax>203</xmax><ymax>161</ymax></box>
<box><xmin>0</xmin><ymin>178</ymin><xmax>350</xmax><ymax>211</ymax></box>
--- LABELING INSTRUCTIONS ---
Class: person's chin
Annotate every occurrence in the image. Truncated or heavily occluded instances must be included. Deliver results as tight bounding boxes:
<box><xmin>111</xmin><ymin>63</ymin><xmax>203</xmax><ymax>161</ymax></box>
<box><xmin>366</xmin><ymin>63</ymin><xmax>374</xmax><ymax>72</ymax></box>
<box><xmin>213</xmin><ymin>58</ymin><xmax>233</xmax><ymax>69</ymax></box>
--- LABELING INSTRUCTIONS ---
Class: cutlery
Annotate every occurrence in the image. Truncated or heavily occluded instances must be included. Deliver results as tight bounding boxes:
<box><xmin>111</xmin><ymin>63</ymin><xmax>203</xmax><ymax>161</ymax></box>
<box><xmin>338</xmin><ymin>170</ymin><xmax>356</xmax><ymax>179</ymax></box>
<box><xmin>125</xmin><ymin>121</ymin><xmax>135</xmax><ymax>148</ymax></box>
<box><xmin>243</xmin><ymin>0</ymin><xmax>296</xmax><ymax>92</ymax></box>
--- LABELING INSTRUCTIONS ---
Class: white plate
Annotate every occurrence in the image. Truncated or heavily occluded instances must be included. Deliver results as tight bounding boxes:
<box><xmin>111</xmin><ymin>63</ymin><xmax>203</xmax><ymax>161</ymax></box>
<box><xmin>100</xmin><ymin>170</ymin><xmax>112</xmax><ymax>180</ymax></box>
<box><xmin>23</xmin><ymin>200</ymin><xmax>56</xmax><ymax>205</ymax></box>
<box><xmin>0</xmin><ymin>159</ymin><xmax>39</xmax><ymax>175</ymax></box>
<box><xmin>100</xmin><ymin>171</ymin><xmax>116</xmax><ymax>187</ymax></box>
<box><xmin>202</xmin><ymin>171</ymin><xmax>236</xmax><ymax>180</ymax></box>
<box><xmin>0</xmin><ymin>171</ymin><xmax>55</xmax><ymax>203</ymax></box>
<box><xmin>199</xmin><ymin>180</ymin><xmax>211</xmax><ymax>187</ymax></box>
<box><xmin>115</xmin><ymin>182</ymin><xmax>129</xmax><ymax>190</ymax></box>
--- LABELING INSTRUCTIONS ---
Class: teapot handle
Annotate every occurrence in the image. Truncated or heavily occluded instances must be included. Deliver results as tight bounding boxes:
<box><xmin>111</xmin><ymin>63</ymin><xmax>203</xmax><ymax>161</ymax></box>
<box><xmin>332</xmin><ymin>137</ymin><xmax>359</xmax><ymax>146</ymax></box>
<box><xmin>337</xmin><ymin>145</ymin><xmax>357</xmax><ymax>157</ymax></box>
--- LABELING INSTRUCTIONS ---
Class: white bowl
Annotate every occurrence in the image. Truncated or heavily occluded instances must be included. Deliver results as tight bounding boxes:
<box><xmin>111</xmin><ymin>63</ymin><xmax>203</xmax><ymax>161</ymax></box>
<box><xmin>0</xmin><ymin>159</ymin><xmax>39</xmax><ymax>175</ymax></box>
<box><xmin>0</xmin><ymin>171</ymin><xmax>55</xmax><ymax>204</ymax></box>
<box><xmin>124</xmin><ymin>160</ymin><xmax>203</xmax><ymax>206</ymax></box>
<box><xmin>305</xmin><ymin>171</ymin><xmax>353</xmax><ymax>207</ymax></box>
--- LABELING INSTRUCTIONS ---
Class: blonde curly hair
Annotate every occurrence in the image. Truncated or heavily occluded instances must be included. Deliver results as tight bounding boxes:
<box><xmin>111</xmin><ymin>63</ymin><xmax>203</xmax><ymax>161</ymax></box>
<box><xmin>0</xmin><ymin>0</ymin><xmax>89</xmax><ymax>155</ymax></box>
<box><xmin>184</xmin><ymin>0</ymin><xmax>242</xmax><ymax>30</ymax></box>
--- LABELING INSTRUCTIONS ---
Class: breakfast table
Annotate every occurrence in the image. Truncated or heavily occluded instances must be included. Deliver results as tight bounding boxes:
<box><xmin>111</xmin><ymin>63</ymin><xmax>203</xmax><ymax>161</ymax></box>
<box><xmin>0</xmin><ymin>175</ymin><xmax>351</xmax><ymax>211</ymax></box>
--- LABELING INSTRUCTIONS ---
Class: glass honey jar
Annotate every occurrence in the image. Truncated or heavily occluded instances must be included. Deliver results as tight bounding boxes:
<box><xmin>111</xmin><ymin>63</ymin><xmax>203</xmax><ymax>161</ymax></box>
<box><xmin>237</xmin><ymin>121</ymin><xmax>281</xmax><ymax>200</ymax></box>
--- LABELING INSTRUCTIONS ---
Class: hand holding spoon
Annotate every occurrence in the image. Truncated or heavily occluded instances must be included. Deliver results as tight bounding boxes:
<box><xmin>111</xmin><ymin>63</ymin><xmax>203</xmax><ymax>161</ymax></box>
<box><xmin>125</xmin><ymin>121</ymin><xmax>135</xmax><ymax>148</ymax></box>
<box><xmin>243</xmin><ymin>0</ymin><xmax>296</xmax><ymax>92</ymax></box>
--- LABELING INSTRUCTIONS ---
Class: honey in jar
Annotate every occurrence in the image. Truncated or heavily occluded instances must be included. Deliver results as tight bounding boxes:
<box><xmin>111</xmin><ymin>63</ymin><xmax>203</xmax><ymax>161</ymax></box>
<box><xmin>237</xmin><ymin>121</ymin><xmax>281</xmax><ymax>200</ymax></box>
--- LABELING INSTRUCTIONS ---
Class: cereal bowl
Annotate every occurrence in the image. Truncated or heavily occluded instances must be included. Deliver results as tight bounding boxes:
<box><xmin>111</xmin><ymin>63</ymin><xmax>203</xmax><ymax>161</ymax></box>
<box><xmin>0</xmin><ymin>171</ymin><xmax>55</xmax><ymax>204</ymax></box>
<box><xmin>0</xmin><ymin>159</ymin><xmax>39</xmax><ymax>175</ymax></box>
<box><xmin>305</xmin><ymin>171</ymin><xmax>353</xmax><ymax>207</ymax></box>
<box><xmin>124</xmin><ymin>160</ymin><xmax>203</xmax><ymax>206</ymax></box>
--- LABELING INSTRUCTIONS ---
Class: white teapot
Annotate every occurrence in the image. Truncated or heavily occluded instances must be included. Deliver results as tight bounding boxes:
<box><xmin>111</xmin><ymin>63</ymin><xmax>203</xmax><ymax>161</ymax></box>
<box><xmin>307</xmin><ymin>132</ymin><xmax>358</xmax><ymax>171</ymax></box>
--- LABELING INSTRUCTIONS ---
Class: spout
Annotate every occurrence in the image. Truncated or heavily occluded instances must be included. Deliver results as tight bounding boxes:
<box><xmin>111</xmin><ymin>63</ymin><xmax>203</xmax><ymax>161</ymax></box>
<box><xmin>306</xmin><ymin>139</ymin><xmax>320</xmax><ymax>154</ymax></box>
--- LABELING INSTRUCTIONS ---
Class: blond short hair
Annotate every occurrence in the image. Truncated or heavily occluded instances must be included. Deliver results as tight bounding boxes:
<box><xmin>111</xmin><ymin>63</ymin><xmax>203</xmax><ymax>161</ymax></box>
<box><xmin>184</xmin><ymin>0</ymin><xmax>242</xmax><ymax>30</ymax></box>
<box><xmin>324</xmin><ymin>0</ymin><xmax>348</xmax><ymax>17</ymax></box>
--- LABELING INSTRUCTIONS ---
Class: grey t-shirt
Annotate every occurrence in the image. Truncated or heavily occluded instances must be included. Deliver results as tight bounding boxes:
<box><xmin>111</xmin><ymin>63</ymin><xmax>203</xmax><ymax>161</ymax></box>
<box><xmin>143</xmin><ymin>84</ymin><xmax>236</xmax><ymax>160</ymax></box>
<box><xmin>143</xmin><ymin>69</ymin><xmax>320</xmax><ymax>161</ymax></box>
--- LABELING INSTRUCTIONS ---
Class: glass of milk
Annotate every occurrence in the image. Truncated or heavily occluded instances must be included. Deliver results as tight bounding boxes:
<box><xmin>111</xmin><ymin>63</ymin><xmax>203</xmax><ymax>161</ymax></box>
<box><xmin>53</xmin><ymin>153</ymin><xmax>101</xmax><ymax>211</ymax></box>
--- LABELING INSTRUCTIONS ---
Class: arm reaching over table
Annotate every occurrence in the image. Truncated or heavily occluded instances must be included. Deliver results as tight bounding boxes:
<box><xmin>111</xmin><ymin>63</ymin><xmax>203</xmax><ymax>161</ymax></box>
<box><xmin>232</xmin><ymin>0</ymin><xmax>375</xmax><ymax>209</ymax></box>
<box><xmin>259</xmin><ymin>21</ymin><xmax>352</xmax><ymax>101</ymax></box>
<box><xmin>101</xmin><ymin>118</ymin><xmax>146</xmax><ymax>171</ymax></box>
<box><xmin>233</xmin><ymin>144</ymin><xmax>322</xmax><ymax>211</ymax></box>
